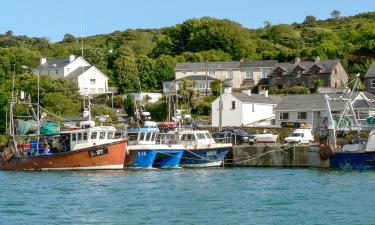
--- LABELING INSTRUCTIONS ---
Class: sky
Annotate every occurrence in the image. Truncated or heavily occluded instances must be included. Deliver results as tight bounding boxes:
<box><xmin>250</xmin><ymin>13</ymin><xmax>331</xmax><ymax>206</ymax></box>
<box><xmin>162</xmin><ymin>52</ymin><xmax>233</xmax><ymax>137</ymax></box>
<box><xmin>1</xmin><ymin>0</ymin><xmax>374</xmax><ymax>42</ymax></box>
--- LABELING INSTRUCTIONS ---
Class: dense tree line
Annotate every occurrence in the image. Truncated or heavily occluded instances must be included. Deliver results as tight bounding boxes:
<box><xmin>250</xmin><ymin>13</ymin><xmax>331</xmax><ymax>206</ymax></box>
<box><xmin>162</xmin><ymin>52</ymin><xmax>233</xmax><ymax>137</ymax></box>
<box><xmin>0</xmin><ymin>11</ymin><xmax>374</xmax><ymax>133</ymax></box>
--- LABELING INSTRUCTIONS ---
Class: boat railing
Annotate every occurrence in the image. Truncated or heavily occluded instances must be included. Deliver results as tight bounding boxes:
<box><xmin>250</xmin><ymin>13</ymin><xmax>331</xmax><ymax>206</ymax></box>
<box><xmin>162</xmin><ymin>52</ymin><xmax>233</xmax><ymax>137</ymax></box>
<box><xmin>210</xmin><ymin>132</ymin><xmax>237</xmax><ymax>145</ymax></box>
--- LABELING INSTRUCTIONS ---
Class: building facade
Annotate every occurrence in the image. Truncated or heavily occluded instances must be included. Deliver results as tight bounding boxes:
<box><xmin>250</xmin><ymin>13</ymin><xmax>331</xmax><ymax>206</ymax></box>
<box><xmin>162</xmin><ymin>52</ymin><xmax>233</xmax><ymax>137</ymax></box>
<box><xmin>36</xmin><ymin>55</ymin><xmax>109</xmax><ymax>96</ymax></box>
<box><xmin>274</xmin><ymin>92</ymin><xmax>375</xmax><ymax>128</ymax></box>
<box><xmin>268</xmin><ymin>57</ymin><xmax>348</xmax><ymax>91</ymax></box>
<box><xmin>163</xmin><ymin>60</ymin><xmax>278</xmax><ymax>93</ymax></box>
<box><xmin>365</xmin><ymin>63</ymin><xmax>375</xmax><ymax>95</ymax></box>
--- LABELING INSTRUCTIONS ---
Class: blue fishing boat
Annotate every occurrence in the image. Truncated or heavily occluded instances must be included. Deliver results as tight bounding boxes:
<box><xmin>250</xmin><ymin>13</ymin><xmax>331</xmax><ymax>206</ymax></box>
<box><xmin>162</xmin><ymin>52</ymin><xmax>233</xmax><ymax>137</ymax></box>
<box><xmin>124</xmin><ymin>127</ymin><xmax>184</xmax><ymax>168</ymax></box>
<box><xmin>166</xmin><ymin>130</ymin><xmax>232</xmax><ymax>167</ymax></box>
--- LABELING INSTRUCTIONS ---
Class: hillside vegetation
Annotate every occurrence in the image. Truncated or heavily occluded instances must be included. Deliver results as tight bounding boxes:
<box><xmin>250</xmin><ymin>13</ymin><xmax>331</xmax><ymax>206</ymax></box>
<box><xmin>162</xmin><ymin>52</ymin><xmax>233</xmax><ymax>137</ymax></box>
<box><xmin>0</xmin><ymin>11</ymin><xmax>374</xmax><ymax>133</ymax></box>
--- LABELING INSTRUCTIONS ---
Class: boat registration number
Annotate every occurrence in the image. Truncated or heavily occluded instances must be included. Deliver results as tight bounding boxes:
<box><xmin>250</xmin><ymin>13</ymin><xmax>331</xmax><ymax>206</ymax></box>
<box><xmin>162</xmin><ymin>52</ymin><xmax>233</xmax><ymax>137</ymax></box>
<box><xmin>88</xmin><ymin>149</ymin><xmax>108</xmax><ymax>157</ymax></box>
<box><xmin>207</xmin><ymin>150</ymin><xmax>217</xmax><ymax>156</ymax></box>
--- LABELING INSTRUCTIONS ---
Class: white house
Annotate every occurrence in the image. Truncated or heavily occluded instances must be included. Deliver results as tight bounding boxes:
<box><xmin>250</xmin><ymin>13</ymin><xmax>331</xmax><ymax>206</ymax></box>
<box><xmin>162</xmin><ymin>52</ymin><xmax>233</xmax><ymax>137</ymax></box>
<box><xmin>126</xmin><ymin>92</ymin><xmax>163</xmax><ymax>103</ymax></box>
<box><xmin>36</xmin><ymin>55</ymin><xmax>108</xmax><ymax>96</ymax></box>
<box><xmin>211</xmin><ymin>88</ymin><xmax>281</xmax><ymax>127</ymax></box>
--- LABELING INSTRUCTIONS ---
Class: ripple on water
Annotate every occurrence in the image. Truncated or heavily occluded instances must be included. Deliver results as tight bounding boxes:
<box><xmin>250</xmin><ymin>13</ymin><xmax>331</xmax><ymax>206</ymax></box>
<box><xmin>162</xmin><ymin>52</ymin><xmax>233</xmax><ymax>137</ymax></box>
<box><xmin>1</xmin><ymin>168</ymin><xmax>375</xmax><ymax>225</ymax></box>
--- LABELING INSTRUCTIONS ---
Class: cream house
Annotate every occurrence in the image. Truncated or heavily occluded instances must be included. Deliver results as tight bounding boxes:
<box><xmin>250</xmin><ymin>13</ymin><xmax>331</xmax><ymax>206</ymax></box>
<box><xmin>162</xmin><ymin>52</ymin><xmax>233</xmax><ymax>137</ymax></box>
<box><xmin>163</xmin><ymin>60</ymin><xmax>278</xmax><ymax>94</ymax></box>
<box><xmin>36</xmin><ymin>55</ymin><xmax>109</xmax><ymax>96</ymax></box>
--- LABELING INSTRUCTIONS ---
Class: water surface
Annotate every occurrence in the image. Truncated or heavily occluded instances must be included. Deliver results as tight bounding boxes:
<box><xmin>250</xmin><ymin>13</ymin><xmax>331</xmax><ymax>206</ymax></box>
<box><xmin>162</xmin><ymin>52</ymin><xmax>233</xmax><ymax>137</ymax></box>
<box><xmin>0</xmin><ymin>168</ymin><xmax>374</xmax><ymax>225</ymax></box>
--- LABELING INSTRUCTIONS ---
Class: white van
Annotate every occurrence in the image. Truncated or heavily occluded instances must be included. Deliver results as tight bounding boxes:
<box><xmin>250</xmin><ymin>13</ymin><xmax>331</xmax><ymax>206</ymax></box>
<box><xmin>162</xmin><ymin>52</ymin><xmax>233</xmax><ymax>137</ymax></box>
<box><xmin>284</xmin><ymin>129</ymin><xmax>313</xmax><ymax>144</ymax></box>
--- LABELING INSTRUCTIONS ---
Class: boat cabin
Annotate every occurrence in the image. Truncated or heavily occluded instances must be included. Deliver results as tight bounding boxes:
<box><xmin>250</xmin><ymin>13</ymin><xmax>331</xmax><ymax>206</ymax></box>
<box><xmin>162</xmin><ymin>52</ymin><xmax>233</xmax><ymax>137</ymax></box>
<box><xmin>167</xmin><ymin>130</ymin><xmax>216</xmax><ymax>145</ymax></box>
<box><xmin>126</xmin><ymin>127</ymin><xmax>160</xmax><ymax>145</ymax></box>
<box><xmin>62</xmin><ymin>126</ymin><xmax>118</xmax><ymax>151</ymax></box>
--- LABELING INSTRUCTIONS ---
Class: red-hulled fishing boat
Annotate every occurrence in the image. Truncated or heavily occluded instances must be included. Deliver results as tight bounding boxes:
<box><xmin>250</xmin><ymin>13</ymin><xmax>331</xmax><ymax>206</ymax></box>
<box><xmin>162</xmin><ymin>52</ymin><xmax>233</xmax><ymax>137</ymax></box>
<box><xmin>1</xmin><ymin>125</ymin><xmax>127</xmax><ymax>170</ymax></box>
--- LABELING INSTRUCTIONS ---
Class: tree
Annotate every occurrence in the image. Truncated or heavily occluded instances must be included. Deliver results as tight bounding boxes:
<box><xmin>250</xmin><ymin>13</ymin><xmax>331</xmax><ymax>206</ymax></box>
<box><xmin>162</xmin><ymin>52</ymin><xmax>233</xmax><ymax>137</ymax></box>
<box><xmin>42</xmin><ymin>92</ymin><xmax>81</xmax><ymax>117</ymax></box>
<box><xmin>62</xmin><ymin>33</ymin><xmax>76</xmax><ymax>43</ymax></box>
<box><xmin>149</xmin><ymin>100</ymin><xmax>168</xmax><ymax>121</ymax></box>
<box><xmin>113</xmin><ymin>56</ymin><xmax>139</xmax><ymax>93</ymax></box>
<box><xmin>303</xmin><ymin>16</ymin><xmax>317</xmax><ymax>26</ymax></box>
<box><xmin>314</xmin><ymin>79</ymin><xmax>324</xmax><ymax>92</ymax></box>
<box><xmin>210</xmin><ymin>80</ymin><xmax>223</xmax><ymax>97</ymax></box>
<box><xmin>330</xmin><ymin>10</ymin><xmax>341</xmax><ymax>20</ymax></box>
<box><xmin>136</xmin><ymin>55</ymin><xmax>158</xmax><ymax>91</ymax></box>
<box><xmin>178</xmin><ymin>79</ymin><xmax>199</xmax><ymax>113</ymax></box>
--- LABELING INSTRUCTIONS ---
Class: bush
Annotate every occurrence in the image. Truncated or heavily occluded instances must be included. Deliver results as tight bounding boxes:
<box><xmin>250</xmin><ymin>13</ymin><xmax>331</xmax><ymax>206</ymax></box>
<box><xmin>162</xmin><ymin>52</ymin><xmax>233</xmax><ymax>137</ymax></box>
<box><xmin>288</xmin><ymin>86</ymin><xmax>311</xmax><ymax>94</ymax></box>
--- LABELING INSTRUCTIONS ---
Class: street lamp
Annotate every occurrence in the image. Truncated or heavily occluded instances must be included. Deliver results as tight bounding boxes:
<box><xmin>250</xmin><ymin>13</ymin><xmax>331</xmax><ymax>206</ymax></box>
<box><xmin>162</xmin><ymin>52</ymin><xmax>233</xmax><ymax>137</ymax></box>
<box><xmin>22</xmin><ymin>65</ymin><xmax>40</xmax><ymax>136</ymax></box>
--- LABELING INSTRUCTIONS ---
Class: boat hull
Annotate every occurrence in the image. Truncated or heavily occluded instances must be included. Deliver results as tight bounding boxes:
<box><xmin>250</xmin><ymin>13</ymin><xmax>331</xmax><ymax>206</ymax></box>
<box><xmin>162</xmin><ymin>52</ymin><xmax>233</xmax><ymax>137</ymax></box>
<box><xmin>0</xmin><ymin>140</ymin><xmax>127</xmax><ymax>170</ymax></box>
<box><xmin>329</xmin><ymin>151</ymin><xmax>375</xmax><ymax>170</ymax></box>
<box><xmin>179</xmin><ymin>146</ymin><xmax>230</xmax><ymax>168</ymax></box>
<box><xmin>125</xmin><ymin>146</ymin><xmax>184</xmax><ymax>168</ymax></box>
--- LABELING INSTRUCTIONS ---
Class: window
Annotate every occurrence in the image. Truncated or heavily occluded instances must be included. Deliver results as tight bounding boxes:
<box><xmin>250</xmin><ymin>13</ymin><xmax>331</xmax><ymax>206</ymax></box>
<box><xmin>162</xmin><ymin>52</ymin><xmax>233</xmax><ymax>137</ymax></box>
<box><xmin>297</xmin><ymin>112</ymin><xmax>307</xmax><ymax>120</ymax></box>
<box><xmin>197</xmin><ymin>133</ymin><xmax>206</xmax><ymax>139</ymax></box>
<box><xmin>67</xmin><ymin>68</ymin><xmax>70</xmax><ymax>72</ymax></box>
<box><xmin>55</xmin><ymin>69</ymin><xmax>59</xmax><ymax>75</ymax></box>
<box><xmin>91</xmin><ymin>132</ymin><xmax>97</xmax><ymax>139</ymax></box>
<box><xmin>182</xmin><ymin>71</ymin><xmax>186</xmax><ymax>75</ymax></box>
<box><xmin>128</xmin><ymin>133</ymin><xmax>138</xmax><ymax>141</ymax></box>
<box><xmin>99</xmin><ymin>132</ymin><xmax>106</xmax><ymax>139</ymax></box>
<box><xmin>198</xmin><ymin>82</ymin><xmax>206</xmax><ymax>89</ymax></box>
<box><xmin>78</xmin><ymin>133</ymin><xmax>82</xmax><ymax>141</ymax></box>
<box><xmin>245</xmin><ymin>69</ymin><xmax>253</xmax><ymax>79</ymax></box>
<box><xmin>83</xmin><ymin>132</ymin><xmax>88</xmax><ymax>140</ymax></box>
<box><xmin>146</xmin><ymin>133</ymin><xmax>151</xmax><ymax>141</ymax></box>
<box><xmin>262</xmin><ymin>68</ymin><xmax>272</xmax><ymax>78</ymax></box>
<box><xmin>108</xmin><ymin>132</ymin><xmax>114</xmax><ymax>139</ymax></box>
<box><xmin>193</xmin><ymin>70</ymin><xmax>198</xmax><ymax>75</ymax></box>
<box><xmin>331</xmin><ymin>111</ymin><xmax>340</xmax><ymax>115</ymax></box>
<box><xmin>226</xmin><ymin>69</ymin><xmax>233</xmax><ymax>79</ymax></box>
<box><xmin>90</xmin><ymin>79</ymin><xmax>96</xmax><ymax>84</ymax></box>
<box><xmin>231</xmin><ymin>101</ymin><xmax>236</xmax><ymax>110</ymax></box>
<box><xmin>72</xmin><ymin>133</ymin><xmax>77</xmax><ymax>141</ymax></box>
<box><xmin>181</xmin><ymin>134</ymin><xmax>195</xmax><ymax>141</ymax></box>
<box><xmin>139</xmin><ymin>133</ymin><xmax>145</xmax><ymax>141</ymax></box>
<box><xmin>279</xmin><ymin>112</ymin><xmax>289</xmax><ymax>120</ymax></box>
<box><xmin>334</xmin><ymin>68</ymin><xmax>338</xmax><ymax>75</ymax></box>
<box><xmin>371</xmin><ymin>80</ymin><xmax>375</xmax><ymax>89</ymax></box>
<box><xmin>209</xmin><ymin>70</ymin><xmax>215</xmax><ymax>75</ymax></box>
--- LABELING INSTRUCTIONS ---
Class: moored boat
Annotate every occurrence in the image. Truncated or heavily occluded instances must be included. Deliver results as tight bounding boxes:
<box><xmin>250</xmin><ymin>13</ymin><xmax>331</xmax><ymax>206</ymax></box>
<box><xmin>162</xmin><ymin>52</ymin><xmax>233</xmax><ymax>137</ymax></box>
<box><xmin>124</xmin><ymin>127</ymin><xmax>184</xmax><ymax>168</ymax></box>
<box><xmin>166</xmin><ymin>130</ymin><xmax>232</xmax><ymax>168</ymax></box>
<box><xmin>1</xmin><ymin>125</ymin><xmax>127</xmax><ymax>170</ymax></box>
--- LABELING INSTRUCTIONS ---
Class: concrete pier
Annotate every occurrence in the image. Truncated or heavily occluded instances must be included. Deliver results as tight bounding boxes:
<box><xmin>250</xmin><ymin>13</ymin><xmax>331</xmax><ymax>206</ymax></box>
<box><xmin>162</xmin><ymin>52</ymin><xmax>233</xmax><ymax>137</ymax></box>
<box><xmin>229</xmin><ymin>144</ymin><xmax>329</xmax><ymax>168</ymax></box>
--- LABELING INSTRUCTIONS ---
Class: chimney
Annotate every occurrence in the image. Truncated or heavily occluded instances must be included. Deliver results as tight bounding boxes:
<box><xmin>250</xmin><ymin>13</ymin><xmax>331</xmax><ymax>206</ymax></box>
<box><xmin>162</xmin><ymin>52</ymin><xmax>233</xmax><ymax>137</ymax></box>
<box><xmin>242</xmin><ymin>89</ymin><xmax>251</xmax><ymax>96</ymax></box>
<box><xmin>294</xmin><ymin>57</ymin><xmax>300</xmax><ymax>64</ymax></box>
<box><xmin>314</xmin><ymin>56</ymin><xmax>320</xmax><ymax>62</ymax></box>
<box><xmin>69</xmin><ymin>54</ymin><xmax>76</xmax><ymax>62</ymax></box>
<box><xmin>40</xmin><ymin>57</ymin><xmax>46</xmax><ymax>65</ymax></box>
<box><xmin>264</xmin><ymin>90</ymin><xmax>269</xmax><ymax>98</ymax></box>
<box><xmin>224</xmin><ymin>87</ymin><xmax>232</xmax><ymax>94</ymax></box>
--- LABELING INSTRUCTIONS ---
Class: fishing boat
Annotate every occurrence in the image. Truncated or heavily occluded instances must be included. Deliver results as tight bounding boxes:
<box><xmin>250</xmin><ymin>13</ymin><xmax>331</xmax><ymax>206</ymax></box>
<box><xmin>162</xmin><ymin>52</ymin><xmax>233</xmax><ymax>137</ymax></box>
<box><xmin>166</xmin><ymin>129</ymin><xmax>232</xmax><ymax>168</ymax></box>
<box><xmin>1</xmin><ymin>124</ymin><xmax>128</xmax><ymax>170</ymax></box>
<box><xmin>316</xmin><ymin>74</ymin><xmax>375</xmax><ymax>170</ymax></box>
<box><xmin>124</xmin><ymin>127</ymin><xmax>184</xmax><ymax>168</ymax></box>
<box><xmin>1</xmin><ymin>79</ymin><xmax>127</xmax><ymax>170</ymax></box>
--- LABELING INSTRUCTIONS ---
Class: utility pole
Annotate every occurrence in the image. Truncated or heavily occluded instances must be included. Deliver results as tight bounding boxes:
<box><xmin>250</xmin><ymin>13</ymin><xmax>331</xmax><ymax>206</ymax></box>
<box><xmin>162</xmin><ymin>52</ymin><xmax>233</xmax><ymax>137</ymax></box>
<box><xmin>219</xmin><ymin>79</ymin><xmax>223</xmax><ymax>131</ymax></box>
<box><xmin>205</xmin><ymin>60</ymin><xmax>208</xmax><ymax>96</ymax></box>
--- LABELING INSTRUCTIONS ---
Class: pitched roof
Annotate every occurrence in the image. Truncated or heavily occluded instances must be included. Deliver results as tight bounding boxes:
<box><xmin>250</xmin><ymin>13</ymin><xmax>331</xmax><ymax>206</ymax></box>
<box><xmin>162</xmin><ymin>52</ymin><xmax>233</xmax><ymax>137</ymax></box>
<box><xmin>175</xmin><ymin>60</ymin><xmax>277</xmax><ymax>70</ymax></box>
<box><xmin>365</xmin><ymin>63</ymin><xmax>375</xmax><ymax>78</ymax></box>
<box><xmin>275</xmin><ymin>92</ymin><xmax>372</xmax><ymax>111</ymax></box>
<box><xmin>231</xmin><ymin>92</ymin><xmax>279</xmax><ymax>105</ymax></box>
<box><xmin>269</xmin><ymin>59</ymin><xmax>340</xmax><ymax>76</ymax></box>
<box><xmin>65</xmin><ymin>66</ymin><xmax>92</xmax><ymax>79</ymax></box>
<box><xmin>37</xmin><ymin>58</ymin><xmax>72</xmax><ymax>69</ymax></box>
<box><xmin>175</xmin><ymin>75</ymin><xmax>217</xmax><ymax>81</ymax></box>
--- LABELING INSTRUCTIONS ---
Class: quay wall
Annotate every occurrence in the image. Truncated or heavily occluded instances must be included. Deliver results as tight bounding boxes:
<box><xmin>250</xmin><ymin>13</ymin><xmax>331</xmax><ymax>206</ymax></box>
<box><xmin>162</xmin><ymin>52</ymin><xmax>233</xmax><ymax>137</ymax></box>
<box><xmin>229</xmin><ymin>144</ymin><xmax>329</xmax><ymax>168</ymax></box>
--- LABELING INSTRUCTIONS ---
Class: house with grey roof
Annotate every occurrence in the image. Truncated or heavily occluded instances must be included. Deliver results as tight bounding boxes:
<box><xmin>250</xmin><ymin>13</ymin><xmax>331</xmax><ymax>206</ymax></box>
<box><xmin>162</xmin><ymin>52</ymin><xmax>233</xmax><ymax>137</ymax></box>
<box><xmin>164</xmin><ymin>60</ymin><xmax>278</xmax><ymax>94</ymax></box>
<box><xmin>35</xmin><ymin>55</ymin><xmax>109</xmax><ymax>96</ymax></box>
<box><xmin>274</xmin><ymin>91</ymin><xmax>375</xmax><ymax>128</ymax></box>
<box><xmin>365</xmin><ymin>63</ymin><xmax>375</xmax><ymax>95</ymax></box>
<box><xmin>211</xmin><ymin>87</ymin><xmax>282</xmax><ymax>127</ymax></box>
<box><xmin>268</xmin><ymin>57</ymin><xmax>348</xmax><ymax>91</ymax></box>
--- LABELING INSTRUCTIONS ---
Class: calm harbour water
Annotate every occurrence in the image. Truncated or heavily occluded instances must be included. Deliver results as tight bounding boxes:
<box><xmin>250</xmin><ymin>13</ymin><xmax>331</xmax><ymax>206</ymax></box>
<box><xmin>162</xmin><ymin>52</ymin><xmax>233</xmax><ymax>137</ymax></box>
<box><xmin>0</xmin><ymin>168</ymin><xmax>374</xmax><ymax>225</ymax></box>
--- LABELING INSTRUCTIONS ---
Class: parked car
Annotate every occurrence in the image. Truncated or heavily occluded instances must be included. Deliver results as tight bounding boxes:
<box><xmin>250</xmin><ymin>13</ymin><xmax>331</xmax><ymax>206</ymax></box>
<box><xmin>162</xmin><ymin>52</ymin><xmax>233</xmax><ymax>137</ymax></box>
<box><xmin>284</xmin><ymin>129</ymin><xmax>313</xmax><ymax>144</ymax></box>
<box><xmin>221</xmin><ymin>128</ymin><xmax>256</xmax><ymax>145</ymax></box>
